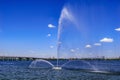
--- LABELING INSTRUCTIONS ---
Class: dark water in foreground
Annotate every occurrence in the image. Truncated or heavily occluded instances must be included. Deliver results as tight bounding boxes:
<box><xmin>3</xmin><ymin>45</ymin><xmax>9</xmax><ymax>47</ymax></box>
<box><xmin>0</xmin><ymin>60</ymin><xmax>120</xmax><ymax>80</ymax></box>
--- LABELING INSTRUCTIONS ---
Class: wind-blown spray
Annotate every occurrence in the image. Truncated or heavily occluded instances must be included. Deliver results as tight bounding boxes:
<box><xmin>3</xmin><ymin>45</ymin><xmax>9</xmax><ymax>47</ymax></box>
<box><xmin>57</xmin><ymin>6</ymin><xmax>75</xmax><ymax>66</ymax></box>
<box><xmin>58</xmin><ymin>7</ymin><xmax>74</xmax><ymax>41</ymax></box>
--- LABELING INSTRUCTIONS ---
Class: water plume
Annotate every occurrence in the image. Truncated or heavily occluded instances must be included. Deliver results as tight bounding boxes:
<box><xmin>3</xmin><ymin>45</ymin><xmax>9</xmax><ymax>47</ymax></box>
<box><xmin>57</xmin><ymin>6</ymin><xmax>76</xmax><ymax>66</ymax></box>
<box><xmin>57</xmin><ymin>6</ymin><xmax>75</xmax><ymax>41</ymax></box>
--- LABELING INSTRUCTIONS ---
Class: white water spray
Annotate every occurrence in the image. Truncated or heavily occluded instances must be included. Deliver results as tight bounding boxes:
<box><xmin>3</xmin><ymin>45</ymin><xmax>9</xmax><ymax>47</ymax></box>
<box><xmin>57</xmin><ymin>6</ymin><xmax>75</xmax><ymax>67</ymax></box>
<box><xmin>58</xmin><ymin>7</ymin><xmax>75</xmax><ymax>41</ymax></box>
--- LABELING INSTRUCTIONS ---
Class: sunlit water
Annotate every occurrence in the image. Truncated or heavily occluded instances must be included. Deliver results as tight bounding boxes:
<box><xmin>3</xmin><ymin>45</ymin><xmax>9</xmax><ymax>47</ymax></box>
<box><xmin>0</xmin><ymin>60</ymin><xmax>120</xmax><ymax>80</ymax></box>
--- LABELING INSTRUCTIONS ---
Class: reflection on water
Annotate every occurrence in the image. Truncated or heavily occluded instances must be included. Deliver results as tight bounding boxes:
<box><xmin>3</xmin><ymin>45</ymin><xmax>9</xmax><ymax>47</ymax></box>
<box><xmin>0</xmin><ymin>60</ymin><xmax>120</xmax><ymax>80</ymax></box>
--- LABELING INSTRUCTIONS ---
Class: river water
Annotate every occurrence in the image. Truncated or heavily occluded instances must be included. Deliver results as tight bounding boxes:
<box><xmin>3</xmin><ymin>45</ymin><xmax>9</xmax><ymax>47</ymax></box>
<box><xmin>0</xmin><ymin>60</ymin><xmax>120</xmax><ymax>80</ymax></box>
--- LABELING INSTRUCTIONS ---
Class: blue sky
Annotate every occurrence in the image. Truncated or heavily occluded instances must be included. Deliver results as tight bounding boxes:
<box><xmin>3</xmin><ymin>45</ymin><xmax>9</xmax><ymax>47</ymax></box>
<box><xmin>0</xmin><ymin>0</ymin><xmax>120</xmax><ymax>58</ymax></box>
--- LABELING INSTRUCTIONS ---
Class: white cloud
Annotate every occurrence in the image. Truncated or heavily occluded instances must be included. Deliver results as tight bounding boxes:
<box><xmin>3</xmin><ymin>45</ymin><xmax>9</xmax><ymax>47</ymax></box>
<box><xmin>50</xmin><ymin>46</ymin><xmax>54</xmax><ymax>49</ymax></box>
<box><xmin>115</xmin><ymin>28</ymin><xmax>120</xmax><ymax>31</ymax></box>
<box><xmin>94</xmin><ymin>43</ymin><xmax>101</xmax><ymax>46</ymax></box>
<box><xmin>85</xmin><ymin>45</ymin><xmax>92</xmax><ymax>48</ymax></box>
<box><xmin>100</xmin><ymin>38</ymin><xmax>113</xmax><ymax>43</ymax></box>
<box><xmin>47</xmin><ymin>34</ymin><xmax>51</xmax><ymax>37</ymax></box>
<box><xmin>70</xmin><ymin>49</ymin><xmax>75</xmax><ymax>53</ymax></box>
<box><xmin>48</xmin><ymin>24</ymin><xmax>56</xmax><ymax>28</ymax></box>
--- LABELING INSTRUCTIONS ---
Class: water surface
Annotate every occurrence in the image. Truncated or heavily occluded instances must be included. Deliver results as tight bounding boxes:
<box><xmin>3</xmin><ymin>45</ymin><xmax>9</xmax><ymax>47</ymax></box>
<box><xmin>0</xmin><ymin>60</ymin><xmax>120</xmax><ymax>80</ymax></box>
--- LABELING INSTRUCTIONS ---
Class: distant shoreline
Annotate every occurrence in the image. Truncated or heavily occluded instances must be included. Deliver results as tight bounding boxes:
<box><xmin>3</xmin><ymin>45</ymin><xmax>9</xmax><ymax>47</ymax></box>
<box><xmin>0</xmin><ymin>56</ymin><xmax>120</xmax><ymax>61</ymax></box>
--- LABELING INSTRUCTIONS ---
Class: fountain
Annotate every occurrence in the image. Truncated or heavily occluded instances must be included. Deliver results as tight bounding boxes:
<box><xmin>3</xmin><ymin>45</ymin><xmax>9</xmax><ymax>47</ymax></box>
<box><xmin>29</xmin><ymin>5</ymin><xmax>116</xmax><ymax>74</ymax></box>
<box><xmin>29</xmin><ymin>6</ymin><xmax>75</xmax><ymax>70</ymax></box>
<box><xmin>29</xmin><ymin>6</ymin><xmax>94</xmax><ymax>71</ymax></box>
<box><xmin>61</xmin><ymin>60</ymin><xmax>95</xmax><ymax>70</ymax></box>
<box><xmin>29</xmin><ymin>59</ymin><xmax>54</xmax><ymax>69</ymax></box>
